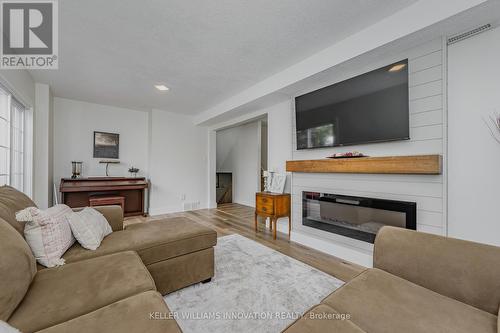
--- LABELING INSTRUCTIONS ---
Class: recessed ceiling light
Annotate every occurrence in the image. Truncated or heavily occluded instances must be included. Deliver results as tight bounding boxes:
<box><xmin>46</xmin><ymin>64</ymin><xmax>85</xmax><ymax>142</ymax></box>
<box><xmin>388</xmin><ymin>64</ymin><xmax>406</xmax><ymax>72</ymax></box>
<box><xmin>154</xmin><ymin>84</ymin><xmax>169</xmax><ymax>91</ymax></box>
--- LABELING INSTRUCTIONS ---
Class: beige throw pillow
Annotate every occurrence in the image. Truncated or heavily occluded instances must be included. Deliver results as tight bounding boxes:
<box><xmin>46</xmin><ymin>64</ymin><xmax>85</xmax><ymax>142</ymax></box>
<box><xmin>67</xmin><ymin>207</ymin><xmax>112</xmax><ymax>250</ymax></box>
<box><xmin>17</xmin><ymin>204</ymin><xmax>75</xmax><ymax>267</ymax></box>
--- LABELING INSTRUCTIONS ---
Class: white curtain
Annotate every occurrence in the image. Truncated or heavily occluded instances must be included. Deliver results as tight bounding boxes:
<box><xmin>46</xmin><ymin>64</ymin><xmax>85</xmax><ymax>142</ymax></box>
<box><xmin>0</xmin><ymin>87</ymin><xmax>11</xmax><ymax>187</ymax></box>
<box><xmin>0</xmin><ymin>84</ymin><xmax>32</xmax><ymax>195</ymax></box>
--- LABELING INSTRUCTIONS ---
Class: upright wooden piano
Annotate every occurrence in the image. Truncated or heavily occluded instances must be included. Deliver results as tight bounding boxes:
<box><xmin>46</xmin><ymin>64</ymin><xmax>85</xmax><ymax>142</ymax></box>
<box><xmin>60</xmin><ymin>177</ymin><xmax>149</xmax><ymax>217</ymax></box>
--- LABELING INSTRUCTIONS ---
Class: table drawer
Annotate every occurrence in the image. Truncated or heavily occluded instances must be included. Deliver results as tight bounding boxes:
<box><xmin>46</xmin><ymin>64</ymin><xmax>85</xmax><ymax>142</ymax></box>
<box><xmin>256</xmin><ymin>197</ymin><xmax>274</xmax><ymax>214</ymax></box>
<box><xmin>257</xmin><ymin>204</ymin><xmax>274</xmax><ymax>215</ymax></box>
<box><xmin>257</xmin><ymin>195</ymin><xmax>274</xmax><ymax>206</ymax></box>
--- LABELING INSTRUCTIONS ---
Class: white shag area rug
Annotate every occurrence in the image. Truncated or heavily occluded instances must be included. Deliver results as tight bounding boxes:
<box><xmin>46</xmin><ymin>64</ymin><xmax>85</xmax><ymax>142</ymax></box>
<box><xmin>164</xmin><ymin>234</ymin><xmax>344</xmax><ymax>333</ymax></box>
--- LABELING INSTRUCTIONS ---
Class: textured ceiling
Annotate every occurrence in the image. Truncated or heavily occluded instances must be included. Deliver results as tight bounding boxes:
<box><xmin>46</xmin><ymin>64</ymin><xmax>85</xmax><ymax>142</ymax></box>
<box><xmin>29</xmin><ymin>0</ymin><xmax>418</xmax><ymax>113</ymax></box>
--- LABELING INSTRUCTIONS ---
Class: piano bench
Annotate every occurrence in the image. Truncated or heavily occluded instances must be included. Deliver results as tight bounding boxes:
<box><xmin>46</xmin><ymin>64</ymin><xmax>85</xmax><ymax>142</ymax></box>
<box><xmin>89</xmin><ymin>195</ymin><xmax>125</xmax><ymax>212</ymax></box>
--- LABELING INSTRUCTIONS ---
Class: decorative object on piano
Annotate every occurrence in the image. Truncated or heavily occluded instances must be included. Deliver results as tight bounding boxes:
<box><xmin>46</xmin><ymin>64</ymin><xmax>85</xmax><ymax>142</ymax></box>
<box><xmin>327</xmin><ymin>151</ymin><xmax>366</xmax><ymax>159</ymax></box>
<box><xmin>484</xmin><ymin>111</ymin><xmax>500</xmax><ymax>145</ymax></box>
<box><xmin>263</xmin><ymin>171</ymin><xmax>287</xmax><ymax>194</ymax></box>
<box><xmin>71</xmin><ymin>161</ymin><xmax>83</xmax><ymax>179</ymax></box>
<box><xmin>93</xmin><ymin>131</ymin><xmax>119</xmax><ymax>159</ymax></box>
<box><xmin>99</xmin><ymin>160</ymin><xmax>120</xmax><ymax>176</ymax></box>
<box><xmin>128</xmin><ymin>167</ymin><xmax>139</xmax><ymax>177</ymax></box>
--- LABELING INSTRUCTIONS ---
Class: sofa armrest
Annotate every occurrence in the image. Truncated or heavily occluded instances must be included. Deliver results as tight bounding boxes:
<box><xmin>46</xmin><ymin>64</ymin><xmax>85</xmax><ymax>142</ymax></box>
<box><xmin>373</xmin><ymin>226</ymin><xmax>500</xmax><ymax>315</ymax></box>
<box><xmin>72</xmin><ymin>205</ymin><xmax>124</xmax><ymax>231</ymax></box>
<box><xmin>93</xmin><ymin>205</ymin><xmax>124</xmax><ymax>231</ymax></box>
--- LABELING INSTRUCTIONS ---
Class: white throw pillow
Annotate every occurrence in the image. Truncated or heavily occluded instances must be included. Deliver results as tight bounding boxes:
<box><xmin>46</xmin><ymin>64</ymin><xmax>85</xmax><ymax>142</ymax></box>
<box><xmin>0</xmin><ymin>321</ymin><xmax>21</xmax><ymax>333</ymax></box>
<box><xmin>67</xmin><ymin>207</ymin><xmax>112</xmax><ymax>250</ymax></box>
<box><xmin>17</xmin><ymin>204</ymin><xmax>75</xmax><ymax>267</ymax></box>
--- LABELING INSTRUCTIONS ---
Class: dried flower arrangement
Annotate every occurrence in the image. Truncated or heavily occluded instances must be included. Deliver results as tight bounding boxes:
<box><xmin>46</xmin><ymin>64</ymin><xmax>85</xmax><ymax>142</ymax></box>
<box><xmin>485</xmin><ymin>112</ymin><xmax>500</xmax><ymax>144</ymax></box>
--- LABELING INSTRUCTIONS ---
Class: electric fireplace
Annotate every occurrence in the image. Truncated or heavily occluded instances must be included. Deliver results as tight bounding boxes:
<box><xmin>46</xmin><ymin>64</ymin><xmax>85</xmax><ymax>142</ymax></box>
<box><xmin>302</xmin><ymin>192</ymin><xmax>416</xmax><ymax>243</ymax></box>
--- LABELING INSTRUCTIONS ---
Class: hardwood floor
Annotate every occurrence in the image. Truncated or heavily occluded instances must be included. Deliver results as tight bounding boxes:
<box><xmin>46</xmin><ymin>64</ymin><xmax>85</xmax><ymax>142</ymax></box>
<box><xmin>125</xmin><ymin>203</ymin><xmax>365</xmax><ymax>282</ymax></box>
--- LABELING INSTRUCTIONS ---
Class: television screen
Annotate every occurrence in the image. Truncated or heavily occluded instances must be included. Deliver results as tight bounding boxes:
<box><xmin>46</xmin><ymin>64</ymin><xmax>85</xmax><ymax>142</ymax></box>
<box><xmin>295</xmin><ymin>60</ymin><xmax>409</xmax><ymax>149</ymax></box>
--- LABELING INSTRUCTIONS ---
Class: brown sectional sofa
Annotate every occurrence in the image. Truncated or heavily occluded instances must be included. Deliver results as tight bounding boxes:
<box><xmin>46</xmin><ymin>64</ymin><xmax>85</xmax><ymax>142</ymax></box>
<box><xmin>284</xmin><ymin>226</ymin><xmax>500</xmax><ymax>333</ymax></box>
<box><xmin>0</xmin><ymin>185</ymin><xmax>217</xmax><ymax>332</ymax></box>
<box><xmin>62</xmin><ymin>214</ymin><xmax>217</xmax><ymax>294</ymax></box>
<box><xmin>4</xmin><ymin>182</ymin><xmax>500</xmax><ymax>333</ymax></box>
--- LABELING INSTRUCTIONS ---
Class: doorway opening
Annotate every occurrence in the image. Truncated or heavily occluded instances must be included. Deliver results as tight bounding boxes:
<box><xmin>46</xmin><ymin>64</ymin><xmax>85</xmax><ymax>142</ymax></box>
<box><xmin>215</xmin><ymin>115</ymin><xmax>268</xmax><ymax>207</ymax></box>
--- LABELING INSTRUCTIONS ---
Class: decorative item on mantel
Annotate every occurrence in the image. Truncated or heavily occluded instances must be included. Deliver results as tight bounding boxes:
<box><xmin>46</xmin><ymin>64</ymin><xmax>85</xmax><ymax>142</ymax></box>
<box><xmin>484</xmin><ymin>112</ymin><xmax>500</xmax><ymax>145</ymax></box>
<box><xmin>71</xmin><ymin>161</ymin><xmax>83</xmax><ymax>179</ymax></box>
<box><xmin>99</xmin><ymin>160</ymin><xmax>120</xmax><ymax>177</ymax></box>
<box><xmin>128</xmin><ymin>167</ymin><xmax>139</xmax><ymax>178</ymax></box>
<box><xmin>327</xmin><ymin>151</ymin><xmax>367</xmax><ymax>159</ymax></box>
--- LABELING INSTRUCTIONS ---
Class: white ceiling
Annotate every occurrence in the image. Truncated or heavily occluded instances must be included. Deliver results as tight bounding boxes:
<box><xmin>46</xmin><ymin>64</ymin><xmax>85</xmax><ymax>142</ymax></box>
<box><xmin>195</xmin><ymin>0</ymin><xmax>499</xmax><ymax>126</ymax></box>
<box><xmin>29</xmin><ymin>0</ymin><xmax>418</xmax><ymax>114</ymax></box>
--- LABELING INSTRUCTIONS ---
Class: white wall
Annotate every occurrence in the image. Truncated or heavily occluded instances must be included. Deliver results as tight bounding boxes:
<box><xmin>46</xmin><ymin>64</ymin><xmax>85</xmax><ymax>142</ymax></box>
<box><xmin>0</xmin><ymin>70</ymin><xmax>35</xmax><ymax>108</ymax></box>
<box><xmin>216</xmin><ymin>121</ymin><xmax>261</xmax><ymax>207</ymax></box>
<box><xmin>34</xmin><ymin>83</ymin><xmax>53</xmax><ymax>208</ymax></box>
<box><xmin>53</xmin><ymin>98</ymin><xmax>149</xmax><ymax>187</ymax></box>
<box><xmin>261</xmin><ymin>121</ymin><xmax>268</xmax><ymax>170</ymax></box>
<box><xmin>207</xmin><ymin>130</ymin><xmax>217</xmax><ymax>208</ymax></box>
<box><xmin>448</xmin><ymin>26</ymin><xmax>500</xmax><ymax>246</ymax></box>
<box><xmin>149</xmin><ymin>109</ymin><xmax>208</xmax><ymax>215</ymax></box>
<box><xmin>52</xmin><ymin>99</ymin><xmax>210</xmax><ymax>214</ymax></box>
<box><xmin>267</xmin><ymin>101</ymin><xmax>293</xmax><ymax>189</ymax></box>
<box><xmin>267</xmin><ymin>101</ymin><xmax>293</xmax><ymax>231</ymax></box>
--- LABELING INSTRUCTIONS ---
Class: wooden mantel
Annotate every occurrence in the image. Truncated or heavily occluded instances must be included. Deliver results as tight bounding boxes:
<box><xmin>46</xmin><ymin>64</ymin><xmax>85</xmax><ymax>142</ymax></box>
<box><xmin>286</xmin><ymin>155</ymin><xmax>442</xmax><ymax>175</ymax></box>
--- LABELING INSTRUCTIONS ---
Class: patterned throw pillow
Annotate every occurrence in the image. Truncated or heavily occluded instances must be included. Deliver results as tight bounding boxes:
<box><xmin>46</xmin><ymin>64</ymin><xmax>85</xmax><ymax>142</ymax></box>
<box><xmin>67</xmin><ymin>207</ymin><xmax>112</xmax><ymax>250</ymax></box>
<box><xmin>17</xmin><ymin>204</ymin><xmax>75</xmax><ymax>267</ymax></box>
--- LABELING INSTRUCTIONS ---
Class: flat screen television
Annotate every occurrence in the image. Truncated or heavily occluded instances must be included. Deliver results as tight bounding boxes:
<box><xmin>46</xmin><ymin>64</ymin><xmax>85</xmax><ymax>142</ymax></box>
<box><xmin>295</xmin><ymin>59</ymin><xmax>409</xmax><ymax>150</ymax></box>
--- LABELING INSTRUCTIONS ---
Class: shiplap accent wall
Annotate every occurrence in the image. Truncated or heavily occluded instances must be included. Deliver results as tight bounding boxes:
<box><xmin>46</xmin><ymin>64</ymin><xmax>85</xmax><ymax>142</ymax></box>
<box><xmin>289</xmin><ymin>38</ymin><xmax>446</xmax><ymax>266</ymax></box>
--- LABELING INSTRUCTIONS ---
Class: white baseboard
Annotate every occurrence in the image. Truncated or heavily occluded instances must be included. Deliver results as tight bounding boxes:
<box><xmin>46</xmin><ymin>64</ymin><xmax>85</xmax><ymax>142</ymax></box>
<box><xmin>148</xmin><ymin>206</ymin><xmax>180</xmax><ymax>216</ymax></box>
<box><xmin>291</xmin><ymin>230</ymin><xmax>373</xmax><ymax>268</ymax></box>
<box><xmin>233</xmin><ymin>200</ymin><xmax>255</xmax><ymax>208</ymax></box>
<box><xmin>149</xmin><ymin>205</ymin><xmax>206</xmax><ymax>216</ymax></box>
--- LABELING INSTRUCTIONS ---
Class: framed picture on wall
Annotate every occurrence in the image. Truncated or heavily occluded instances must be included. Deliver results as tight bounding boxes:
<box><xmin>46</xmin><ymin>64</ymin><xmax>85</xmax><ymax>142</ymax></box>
<box><xmin>93</xmin><ymin>131</ymin><xmax>119</xmax><ymax>159</ymax></box>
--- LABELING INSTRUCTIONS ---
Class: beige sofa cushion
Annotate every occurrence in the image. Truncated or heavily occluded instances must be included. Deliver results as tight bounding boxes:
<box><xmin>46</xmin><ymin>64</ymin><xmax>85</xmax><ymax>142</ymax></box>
<box><xmin>0</xmin><ymin>219</ymin><xmax>37</xmax><ymax>321</ymax></box>
<box><xmin>0</xmin><ymin>185</ymin><xmax>37</xmax><ymax>235</ymax></box>
<box><xmin>36</xmin><ymin>291</ymin><xmax>181</xmax><ymax>333</ymax></box>
<box><xmin>374</xmin><ymin>226</ymin><xmax>500</xmax><ymax>314</ymax></box>
<box><xmin>322</xmin><ymin>268</ymin><xmax>497</xmax><ymax>333</ymax></box>
<box><xmin>283</xmin><ymin>304</ymin><xmax>365</xmax><ymax>333</ymax></box>
<box><xmin>62</xmin><ymin>217</ymin><xmax>217</xmax><ymax>265</ymax></box>
<box><xmin>8</xmin><ymin>251</ymin><xmax>155</xmax><ymax>333</ymax></box>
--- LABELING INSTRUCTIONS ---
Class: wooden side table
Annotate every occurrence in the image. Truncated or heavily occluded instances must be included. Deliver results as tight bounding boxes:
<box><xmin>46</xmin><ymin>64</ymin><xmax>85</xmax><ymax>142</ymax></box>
<box><xmin>254</xmin><ymin>192</ymin><xmax>291</xmax><ymax>239</ymax></box>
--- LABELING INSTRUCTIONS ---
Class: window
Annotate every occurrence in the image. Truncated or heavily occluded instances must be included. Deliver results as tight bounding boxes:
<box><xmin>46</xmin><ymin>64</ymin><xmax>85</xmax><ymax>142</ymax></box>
<box><xmin>0</xmin><ymin>84</ymin><xmax>32</xmax><ymax>196</ymax></box>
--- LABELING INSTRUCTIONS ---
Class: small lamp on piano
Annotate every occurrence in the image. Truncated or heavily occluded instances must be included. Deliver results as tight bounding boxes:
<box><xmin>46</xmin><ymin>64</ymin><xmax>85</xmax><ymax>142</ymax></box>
<box><xmin>71</xmin><ymin>161</ymin><xmax>83</xmax><ymax>179</ymax></box>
